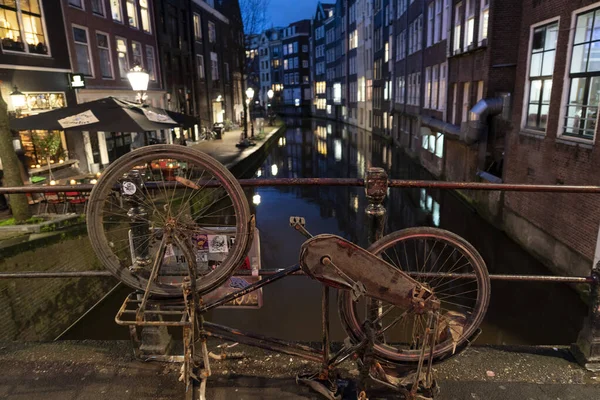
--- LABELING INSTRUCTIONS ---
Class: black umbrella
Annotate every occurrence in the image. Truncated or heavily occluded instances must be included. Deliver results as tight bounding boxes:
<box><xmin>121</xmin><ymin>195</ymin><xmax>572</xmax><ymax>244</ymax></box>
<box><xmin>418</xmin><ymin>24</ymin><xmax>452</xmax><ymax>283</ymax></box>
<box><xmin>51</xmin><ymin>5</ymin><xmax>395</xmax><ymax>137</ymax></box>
<box><xmin>10</xmin><ymin>97</ymin><xmax>196</xmax><ymax>132</ymax></box>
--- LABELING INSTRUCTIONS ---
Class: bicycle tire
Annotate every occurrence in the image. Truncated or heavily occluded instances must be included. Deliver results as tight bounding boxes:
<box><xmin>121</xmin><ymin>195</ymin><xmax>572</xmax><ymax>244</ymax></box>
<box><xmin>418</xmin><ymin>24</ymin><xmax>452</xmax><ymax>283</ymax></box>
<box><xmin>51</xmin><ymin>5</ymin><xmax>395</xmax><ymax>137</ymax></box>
<box><xmin>338</xmin><ymin>227</ymin><xmax>490</xmax><ymax>364</ymax></box>
<box><xmin>86</xmin><ymin>145</ymin><xmax>251</xmax><ymax>297</ymax></box>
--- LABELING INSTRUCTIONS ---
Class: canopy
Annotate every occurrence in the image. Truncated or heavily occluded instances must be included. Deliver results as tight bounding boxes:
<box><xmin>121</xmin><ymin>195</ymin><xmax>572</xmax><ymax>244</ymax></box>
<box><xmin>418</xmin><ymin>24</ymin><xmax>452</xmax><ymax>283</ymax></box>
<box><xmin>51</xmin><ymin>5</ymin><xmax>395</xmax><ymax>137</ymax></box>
<box><xmin>10</xmin><ymin>97</ymin><xmax>198</xmax><ymax>132</ymax></box>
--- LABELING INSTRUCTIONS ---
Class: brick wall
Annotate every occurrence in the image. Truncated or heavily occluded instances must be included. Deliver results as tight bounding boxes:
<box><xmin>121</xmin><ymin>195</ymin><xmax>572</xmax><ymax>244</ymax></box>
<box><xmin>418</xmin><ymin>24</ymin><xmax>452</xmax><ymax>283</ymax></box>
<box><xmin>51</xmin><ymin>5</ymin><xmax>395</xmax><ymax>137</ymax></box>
<box><xmin>0</xmin><ymin>231</ymin><xmax>116</xmax><ymax>340</ymax></box>
<box><xmin>504</xmin><ymin>0</ymin><xmax>600</xmax><ymax>266</ymax></box>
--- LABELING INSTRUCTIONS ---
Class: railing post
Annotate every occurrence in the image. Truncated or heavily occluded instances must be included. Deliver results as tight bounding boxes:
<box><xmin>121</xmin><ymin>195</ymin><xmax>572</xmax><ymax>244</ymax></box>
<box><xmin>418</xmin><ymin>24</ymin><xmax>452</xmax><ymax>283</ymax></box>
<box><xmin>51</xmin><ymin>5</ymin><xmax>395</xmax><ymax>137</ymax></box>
<box><xmin>365</xmin><ymin>167</ymin><xmax>388</xmax><ymax>244</ymax></box>
<box><xmin>573</xmin><ymin>262</ymin><xmax>600</xmax><ymax>371</ymax></box>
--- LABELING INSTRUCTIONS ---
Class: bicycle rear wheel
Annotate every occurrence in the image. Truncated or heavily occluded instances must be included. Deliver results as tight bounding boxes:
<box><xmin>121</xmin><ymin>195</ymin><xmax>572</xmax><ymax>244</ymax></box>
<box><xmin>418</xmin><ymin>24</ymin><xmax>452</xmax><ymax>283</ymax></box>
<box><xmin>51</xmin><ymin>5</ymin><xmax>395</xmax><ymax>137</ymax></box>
<box><xmin>87</xmin><ymin>145</ymin><xmax>251</xmax><ymax>297</ymax></box>
<box><xmin>338</xmin><ymin>227</ymin><xmax>490</xmax><ymax>364</ymax></box>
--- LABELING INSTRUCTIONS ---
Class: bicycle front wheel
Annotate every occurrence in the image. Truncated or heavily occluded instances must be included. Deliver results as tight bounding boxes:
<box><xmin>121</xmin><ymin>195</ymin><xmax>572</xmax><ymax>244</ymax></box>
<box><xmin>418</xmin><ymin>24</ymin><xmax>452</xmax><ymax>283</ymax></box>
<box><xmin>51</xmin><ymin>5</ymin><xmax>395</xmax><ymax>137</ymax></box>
<box><xmin>338</xmin><ymin>227</ymin><xmax>490</xmax><ymax>364</ymax></box>
<box><xmin>86</xmin><ymin>145</ymin><xmax>251</xmax><ymax>297</ymax></box>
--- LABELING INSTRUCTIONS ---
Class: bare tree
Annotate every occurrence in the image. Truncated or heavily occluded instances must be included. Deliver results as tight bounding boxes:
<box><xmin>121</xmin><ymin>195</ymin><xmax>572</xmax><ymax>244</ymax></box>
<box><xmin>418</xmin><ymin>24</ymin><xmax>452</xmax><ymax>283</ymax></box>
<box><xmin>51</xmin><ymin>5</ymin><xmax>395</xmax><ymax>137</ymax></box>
<box><xmin>240</xmin><ymin>0</ymin><xmax>271</xmax><ymax>35</ymax></box>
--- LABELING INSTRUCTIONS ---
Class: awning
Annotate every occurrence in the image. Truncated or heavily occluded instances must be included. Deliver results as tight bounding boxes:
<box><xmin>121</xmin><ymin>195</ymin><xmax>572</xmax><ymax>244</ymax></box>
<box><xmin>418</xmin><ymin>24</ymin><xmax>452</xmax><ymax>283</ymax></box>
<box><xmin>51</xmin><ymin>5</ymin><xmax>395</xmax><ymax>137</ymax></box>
<box><xmin>10</xmin><ymin>97</ymin><xmax>198</xmax><ymax>133</ymax></box>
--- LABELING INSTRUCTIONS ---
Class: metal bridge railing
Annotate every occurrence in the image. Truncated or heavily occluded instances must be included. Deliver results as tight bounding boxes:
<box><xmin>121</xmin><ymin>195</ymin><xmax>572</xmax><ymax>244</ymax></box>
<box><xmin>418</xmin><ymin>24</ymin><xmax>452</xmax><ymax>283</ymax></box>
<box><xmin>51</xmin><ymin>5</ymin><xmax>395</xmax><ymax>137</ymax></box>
<box><xmin>1</xmin><ymin>168</ymin><xmax>599</xmax><ymax>369</ymax></box>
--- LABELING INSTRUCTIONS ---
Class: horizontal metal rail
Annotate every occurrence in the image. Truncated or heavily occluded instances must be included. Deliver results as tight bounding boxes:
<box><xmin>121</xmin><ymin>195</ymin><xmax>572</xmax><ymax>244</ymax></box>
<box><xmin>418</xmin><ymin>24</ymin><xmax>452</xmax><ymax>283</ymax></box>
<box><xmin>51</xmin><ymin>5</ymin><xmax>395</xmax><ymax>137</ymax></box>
<box><xmin>5</xmin><ymin>178</ymin><xmax>600</xmax><ymax>194</ymax></box>
<box><xmin>0</xmin><ymin>269</ymin><xmax>593</xmax><ymax>284</ymax></box>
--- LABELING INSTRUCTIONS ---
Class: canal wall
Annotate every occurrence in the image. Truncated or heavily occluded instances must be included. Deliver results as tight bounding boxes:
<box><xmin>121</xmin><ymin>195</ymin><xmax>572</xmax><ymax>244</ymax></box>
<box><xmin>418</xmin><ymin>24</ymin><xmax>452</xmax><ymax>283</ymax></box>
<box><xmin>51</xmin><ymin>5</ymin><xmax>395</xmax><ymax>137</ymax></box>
<box><xmin>0</xmin><ymin>227</ymin><xmax>116</xmax><ymax>340</ymax></box>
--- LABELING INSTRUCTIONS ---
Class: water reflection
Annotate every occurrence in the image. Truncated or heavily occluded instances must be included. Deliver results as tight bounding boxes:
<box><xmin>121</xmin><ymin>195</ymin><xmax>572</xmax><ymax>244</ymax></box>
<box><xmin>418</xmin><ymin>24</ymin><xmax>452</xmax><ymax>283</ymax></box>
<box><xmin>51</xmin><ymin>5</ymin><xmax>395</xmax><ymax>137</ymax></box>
<box><xmin>65</xmin><ymin>118</ymin><xmax>587</xmax><ymax>345</ymax></box>
<box><xmin>230</xmin><ymin>118</ymin><xmax>586</xmax><ymax>345</ymax></box>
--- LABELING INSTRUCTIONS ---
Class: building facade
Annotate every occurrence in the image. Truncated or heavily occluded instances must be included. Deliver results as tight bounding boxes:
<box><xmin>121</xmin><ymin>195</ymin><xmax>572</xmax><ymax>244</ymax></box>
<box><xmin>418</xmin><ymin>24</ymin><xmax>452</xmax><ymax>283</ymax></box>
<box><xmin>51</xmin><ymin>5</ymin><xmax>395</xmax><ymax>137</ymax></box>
<box><xmin>281</xmin><ymin>19</ymin><xmax>312</xmax><ymax>114</ymax></box>
<box><xmin>0</xmin><ymin>0</ymin><xmax>77</xmax><ymax>175</ymax></box>
<box><xmin>503</xmin><ymin>0</ymin><xmax>600</xmax><ymax>279</ymax></box>
<box><xmin>62</xmin><ymin>0</ymin><xmax>164</xmax><ymax>170</ymax></box>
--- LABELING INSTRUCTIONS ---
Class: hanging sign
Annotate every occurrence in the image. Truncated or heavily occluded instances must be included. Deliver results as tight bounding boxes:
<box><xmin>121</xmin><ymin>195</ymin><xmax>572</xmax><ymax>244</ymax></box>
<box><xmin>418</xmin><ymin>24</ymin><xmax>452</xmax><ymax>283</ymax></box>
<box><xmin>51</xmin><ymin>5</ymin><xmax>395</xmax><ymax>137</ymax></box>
<box><xmin>58</xmin><ymin>110</ymin><xmax>99</xmax><ymax>128</ymax></box>
<box><xmin>69</xmin><ymin>74</ymin><xmax>86</xmax><ymax>89</ymax></box>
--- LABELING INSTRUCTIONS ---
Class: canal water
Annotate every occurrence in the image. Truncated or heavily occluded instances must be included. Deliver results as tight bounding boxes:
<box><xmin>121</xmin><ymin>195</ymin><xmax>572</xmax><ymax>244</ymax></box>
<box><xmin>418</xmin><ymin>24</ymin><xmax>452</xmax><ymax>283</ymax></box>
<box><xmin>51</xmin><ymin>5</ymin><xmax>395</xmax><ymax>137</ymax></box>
<box><xmin>63</xmin><ymin>118</ymin><xmax>587</xmax><ymax>345</ymax></box>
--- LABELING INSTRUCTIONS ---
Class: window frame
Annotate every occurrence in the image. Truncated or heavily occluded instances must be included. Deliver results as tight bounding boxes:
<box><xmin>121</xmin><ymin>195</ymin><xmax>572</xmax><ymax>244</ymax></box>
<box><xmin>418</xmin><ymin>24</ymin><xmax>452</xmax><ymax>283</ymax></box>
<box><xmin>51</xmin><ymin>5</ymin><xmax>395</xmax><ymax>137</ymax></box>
<box><xmin>131</xmin><ymin>40</ymin><xmax>144</xmax><ymax>69</ymax></box>
<box><xmin>193</xmin><ymin>13</ymin><xmax>202</xmax><ymax>41</ymax></box>
<box><xmin>68</xmin><ymin>0</ymin><xmax>85</xmax><ymax>10</ymax></box>
<box><xmin>139</xmin><ymin>0</ymin><xmax>152</xmax><ymax>33</ymax></box>
<box><xmin>91</xmin><ymin>0</ymin><xmax>106</xmax><ymax>16</ymax></box>
<box><xmin>115</xmin><ymin>36</ymin><xmax>130</xmax><ymax>79</ymax></box>
<box><xmin>72</xmin><ymin>24</ymin><xmax>94</xmax><ymax>78</ymax></box>
<box><xmin>523</xmin><ymin>17</ymin><xmax>560</xmax><ymax>133</ymax></box>
<box><xmin>208</xmin><ymin>21</ymin><xmax>216</xmax><ymax>43</ymax></box>
<box><xmin>559</xmin><ymin>6</ymin><xmax>600</xmax><ymax>141</ymax></box>
<box><xmin>0</xmin><ymin>0</ymin><xmax>52</xmax><ymax>56</ymax></box>
<box><xmin>479</xmin><ymin>0</ymin><xmax>489</xmax><ymax>44</ymax></box>
<box><xmin>126</xmin><ymin>0</ymin><xmax>139</xmax><ymax>29</ymax></box>
<box><xmin>95</xmin><ymin>30</ymin><xmax>114</xmax><ymax>79</ymax></box>
<box><xmin>110</xmin><ymin>0</ymin><xmax>123</xmax><ymax>23</ymax></box>
<box><xmin>145</xmin><ymin>45</ymin><xmax>157</xmax><ymax>81</ymax></box>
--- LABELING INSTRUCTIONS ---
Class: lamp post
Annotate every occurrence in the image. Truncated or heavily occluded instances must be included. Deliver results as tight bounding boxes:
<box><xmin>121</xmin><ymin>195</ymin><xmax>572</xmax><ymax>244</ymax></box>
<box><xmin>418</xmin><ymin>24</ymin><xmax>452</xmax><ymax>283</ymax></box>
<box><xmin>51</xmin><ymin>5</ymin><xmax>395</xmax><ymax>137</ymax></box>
<box><xmin>127</xmin><ymin>65</ymin><xmax>150</xmax><ymax>104</ymax></box>
<box><xmin>246</xmin><ymin>87</ymin><xmax>255</xmax><ymax>139</ymax></box>
<box><xmin>267</xmin><ymin>89</ymin><xmax>274</xmax><ymax>126</ymax></box>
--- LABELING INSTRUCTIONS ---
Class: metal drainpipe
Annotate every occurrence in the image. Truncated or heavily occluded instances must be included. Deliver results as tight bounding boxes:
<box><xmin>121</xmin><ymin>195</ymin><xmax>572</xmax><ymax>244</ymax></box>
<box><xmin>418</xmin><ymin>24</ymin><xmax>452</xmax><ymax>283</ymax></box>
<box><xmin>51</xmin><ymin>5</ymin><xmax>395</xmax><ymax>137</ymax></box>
<box><xmin>467</xmin><ymin>97</ymin><xmax>505</xmax><ymax>172</ymax></box>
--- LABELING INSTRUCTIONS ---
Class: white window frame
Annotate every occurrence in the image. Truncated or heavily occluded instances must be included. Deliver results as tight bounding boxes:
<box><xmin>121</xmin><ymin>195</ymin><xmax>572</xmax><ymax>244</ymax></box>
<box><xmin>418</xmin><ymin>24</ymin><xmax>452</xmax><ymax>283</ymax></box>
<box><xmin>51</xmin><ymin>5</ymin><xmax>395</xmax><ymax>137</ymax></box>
<box><xmin>427</xmin><ymin>3</ymin><xmax>434</xmax><ymax>47</ymax></box>
<box><xmin>462</xmin><ymin>82</ymin><xmax>471</xmax><ymax>123</ymax></box>
<box><xmin>139</xmin><ymin>0</ymin><xmax>151</xmax><ymax>33</ymax></box>
<box><xmin>464</xmin><ymin>0</ymin><xmax>475</xmax><ymax>49</ymax></box>
<box><xmin>442</xmin><ymin>0</ymin><xmax>449</xmax><ymax>40</ymax></box>
<box><xmin>432</xmin><ymin>65</ymin><xmax>439</xmax><ymax>109</ymax></box>
<box><xmin>479</xmin><ymin>0</ymin><xmax>489</xmax><ymax>44</ymax></box>
<box><xmin>110</xmin><ymin>0</ymin><xmax>123</xmax><ymax>23</ymax></box>
<box><xmin>439</xmin><ymin>62</ymin><xmax>447</xmax><ymax>111</ymax></box>
<box><xmin>131</xmin><ymin>40</ymin><xmax>144</xmax><ymax>68</ymax></box>
<box><xmin>454</xmin><ymin>2</ymin><xmax>462</xmax><ymax>53</ymax></box>
<box><xmin>115</xmin><ymin>36</ymin><xmax>129</xmax><ymax>79</ymax></box>
<box><xmin>208</xmin><ymin>21</ymin><xmax>216</xmax><ymax>43</ymax></box>
<box><xmin>211</xmin><ymin>51</ymin><xmax>219</xmax><ymax>80</ymax></box>
<box><xmin>558</xmin><ymin>4</ymin><xmax>600</xmax><ymax>142</ymax></box>
<box><xmin>69</xmin><ymin>0</ymin><xmax>85</xmax><ymax>10</ymax></box>
<box><xmin>424</xmin><ymin>67</ymin><xmax>431</xmax><ymax>108</ymax></box>
<box><xmin>146</xmin><ymin>45</ymin><xmax>157</xmax><ymax>81</ymax></box>
<box><xmin>96</xmin><ymin>30</ymin><xmax>114</xmax><ymax>79</ymax></box>
<box><xmin>91</xmin><ymin>0</ymin><xmax>106</xmax><ymax>16</ymax></box>
<box><xmin>0</xmin><ymin>1</ymin><xmax>52</xmax><ymax>56</ymax></box>
<box><xmin>72</xmin><ymin>24</ymin><xmax>94</xmax><ymax>78</ymax></box>
<box><xmin>194</xmin><ymin>13</ymin><xmax>202</xmax><ymax>41</ymax></box>
<box><xmin>522</xmin><ymin>17</ymin><xmax>560</xmax><ymax>132</ymax></box>
<box><xmin>126</xmin><ymin>0</ymin><xmax>138</xmax><ymax>29</ymax></box>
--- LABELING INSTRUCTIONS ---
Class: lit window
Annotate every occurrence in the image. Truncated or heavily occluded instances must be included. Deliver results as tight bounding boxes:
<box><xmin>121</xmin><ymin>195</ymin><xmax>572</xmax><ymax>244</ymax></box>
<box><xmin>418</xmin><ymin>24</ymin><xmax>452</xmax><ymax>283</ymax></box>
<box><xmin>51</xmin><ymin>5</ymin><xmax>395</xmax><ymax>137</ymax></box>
<box><xmin>464</xmin><ymin>0</ymin><xmax>474</xmax><ymax>49</ymax></box>
<box><xmin>126</xmin><ymin>0</ymin><xmax>138</xmax><ymax>28</ymax></box>
<box><xmin>193</xmin><ymin>13</ymin><xmax>202</xmax><ymax>41</ymax></box>
<box><xmin>116</xmin><ymin>37</ymin><xmax>129</xmax><ymax>79</ymax></box>
<box><xmin>140</xmin><ymin>0</ymin><xmax>151</xmax><ymax>33</ymax></box>
<box><xmin>454</xmin><ymin>2</ymin><xmax>462</xmax><ymax>53</ymax></box>
<box><xmin>73</xmin><ymin>26</ymin><xmax>93</xmax><ymax>76</ymax></box>
<box><xmin>110</xmin><ymin>0</ymin><xmax>122</xmax><ymax>22</ymax></box>
<box><xmin>480</xmin><ymin>0</ymin><xmax>489</xmax><ymax>42</ymax></box>
<box><xmin>0</xmin><ymin>0</ymin><xmax>49</xmax><ymax>55</ymax></box>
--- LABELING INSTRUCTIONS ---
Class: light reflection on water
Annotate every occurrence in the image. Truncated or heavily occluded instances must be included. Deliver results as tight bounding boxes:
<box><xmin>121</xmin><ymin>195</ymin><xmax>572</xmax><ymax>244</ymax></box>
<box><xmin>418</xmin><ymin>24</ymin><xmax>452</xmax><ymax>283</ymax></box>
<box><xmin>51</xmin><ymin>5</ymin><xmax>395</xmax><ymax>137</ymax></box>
<box><xmin>63</xmin><ymin>118</ymin><xmax>587</xmax><ymax>345</ymax></box>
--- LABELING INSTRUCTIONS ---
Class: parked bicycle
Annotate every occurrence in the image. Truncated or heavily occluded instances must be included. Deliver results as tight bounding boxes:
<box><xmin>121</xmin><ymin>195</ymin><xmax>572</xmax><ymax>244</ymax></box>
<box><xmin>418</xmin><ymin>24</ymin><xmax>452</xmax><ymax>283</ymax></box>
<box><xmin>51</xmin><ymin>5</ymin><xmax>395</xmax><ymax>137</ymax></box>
<box><xmin>86</xmin><ymin>145</ymin><xmax>491</xmax><ymax>400</ymax></box>
<box><xmin>198</xmin><ymin>126</ymin><xmax>218</xmax><ymax>141</ymax></box>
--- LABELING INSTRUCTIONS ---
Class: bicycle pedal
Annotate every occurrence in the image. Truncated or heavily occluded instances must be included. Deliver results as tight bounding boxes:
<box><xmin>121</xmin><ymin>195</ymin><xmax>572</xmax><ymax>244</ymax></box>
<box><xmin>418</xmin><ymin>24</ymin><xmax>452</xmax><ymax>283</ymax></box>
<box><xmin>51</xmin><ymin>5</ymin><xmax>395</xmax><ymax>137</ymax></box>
<box><xmin>351</xmin><ymin>281</ymin><xmax>366</xmax><ymax>301</ymax></box>
<box><xmin>289</xmin><ymin>216</ymin><xmax>306</xmax><ymax>227</ymax></box>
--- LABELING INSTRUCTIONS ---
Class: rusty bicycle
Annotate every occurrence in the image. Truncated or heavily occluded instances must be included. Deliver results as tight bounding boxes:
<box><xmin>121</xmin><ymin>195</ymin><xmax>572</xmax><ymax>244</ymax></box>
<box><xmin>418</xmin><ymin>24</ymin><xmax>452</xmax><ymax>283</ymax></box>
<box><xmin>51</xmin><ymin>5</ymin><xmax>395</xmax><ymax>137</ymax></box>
<box><xmin>86</xmin><ymin>145</ymin><xmax>491</xmax><ymax>400</ymax></box>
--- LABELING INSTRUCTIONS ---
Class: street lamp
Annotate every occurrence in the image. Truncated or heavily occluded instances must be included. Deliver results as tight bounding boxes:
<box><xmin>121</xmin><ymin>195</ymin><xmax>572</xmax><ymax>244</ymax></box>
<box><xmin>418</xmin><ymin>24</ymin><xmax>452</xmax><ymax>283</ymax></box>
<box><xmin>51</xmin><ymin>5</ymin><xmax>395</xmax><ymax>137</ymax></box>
<box><xmin>10</xmin><ymin>86</ymin><xmax>26</xmax><ymax>115</ymax></box>
<box><xmin>246</xmin><ymin>87</ymin><xmax>255</xmax><ymax>139</ymax></box>
<box><xmin>127</xmin><ymin>65</ymin><xmax>149</xmax><ymax>103</ymax></box>
<box><xmin>267</xmin><ymin>89</ymin><xmax>274</xmax><ymax>126</ymax></box>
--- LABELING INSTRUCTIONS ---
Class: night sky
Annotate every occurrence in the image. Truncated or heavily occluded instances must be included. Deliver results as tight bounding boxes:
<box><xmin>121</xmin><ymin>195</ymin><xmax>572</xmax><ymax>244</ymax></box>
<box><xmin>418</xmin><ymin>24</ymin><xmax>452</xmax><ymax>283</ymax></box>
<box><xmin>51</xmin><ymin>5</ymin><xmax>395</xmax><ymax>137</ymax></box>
<box><xmin>265</xmin><ymin>0</ymin><xmax>322</xmax><ymax>27</ymax></box>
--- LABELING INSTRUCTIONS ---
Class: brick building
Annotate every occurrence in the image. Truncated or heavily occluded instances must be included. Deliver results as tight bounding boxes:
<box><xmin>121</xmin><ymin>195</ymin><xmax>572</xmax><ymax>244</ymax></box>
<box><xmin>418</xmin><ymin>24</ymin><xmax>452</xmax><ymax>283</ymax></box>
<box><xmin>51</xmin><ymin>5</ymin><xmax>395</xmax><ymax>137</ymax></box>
<box><xmin>504</xmin><ymin>0</ymin><xmax>600</xmax><ymax>278</ymax></box>
<box><xmin>62</xmin><ymin>0</ymin><xmax>164</xmax><ymax>169</ymax></box>
<box><xmin>311</xmin><ymin>2</ymin><xmax>334</xmax><ymax>119</ymax></box>
<box><xmin>0</xmin><ymin>0</ymin><xmax>77</xmax><ymax>175</ymax></box>
<box><xmin>281</xmin><ymin>19</ymin><xmax>312</xmax><ymax>114</ymax></box>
